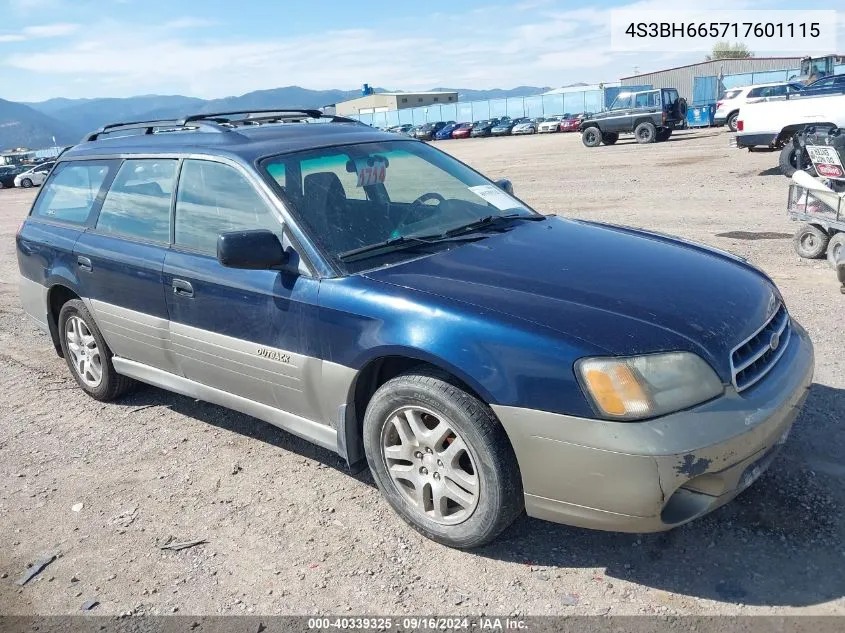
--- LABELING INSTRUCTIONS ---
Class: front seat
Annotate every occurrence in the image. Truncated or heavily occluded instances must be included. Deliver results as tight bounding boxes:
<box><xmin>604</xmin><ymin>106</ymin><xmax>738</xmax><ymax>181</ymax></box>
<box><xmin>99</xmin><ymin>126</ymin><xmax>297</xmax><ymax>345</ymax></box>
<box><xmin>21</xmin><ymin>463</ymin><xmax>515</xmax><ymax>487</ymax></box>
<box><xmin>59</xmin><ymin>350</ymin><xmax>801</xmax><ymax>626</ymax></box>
<box><xmin>302</xmin><ymin>172</ymin><xmax>354</xmax><ymax>253</ymax></box>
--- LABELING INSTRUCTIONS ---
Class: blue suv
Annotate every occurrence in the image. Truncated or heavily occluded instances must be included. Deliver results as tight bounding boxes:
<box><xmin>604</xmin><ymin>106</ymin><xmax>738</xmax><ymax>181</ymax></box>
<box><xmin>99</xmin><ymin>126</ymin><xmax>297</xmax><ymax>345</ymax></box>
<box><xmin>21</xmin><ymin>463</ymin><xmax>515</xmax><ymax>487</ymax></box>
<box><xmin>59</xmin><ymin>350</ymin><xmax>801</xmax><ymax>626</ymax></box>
<box><xmin>17</xmin><ymin>109</ymin><xmax>814</xmax><ymax>548</ymax></box>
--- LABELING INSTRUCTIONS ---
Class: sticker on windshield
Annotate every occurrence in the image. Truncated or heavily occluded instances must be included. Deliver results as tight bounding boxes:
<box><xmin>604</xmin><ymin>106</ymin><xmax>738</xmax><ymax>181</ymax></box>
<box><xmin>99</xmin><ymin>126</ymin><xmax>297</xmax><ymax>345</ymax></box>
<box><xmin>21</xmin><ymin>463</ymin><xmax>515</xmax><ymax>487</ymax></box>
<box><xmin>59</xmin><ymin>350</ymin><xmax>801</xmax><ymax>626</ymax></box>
<box><xmin>354</xmin><ymin>156</ymin><xmax>388</xmax><ymax>187</ymax></box>
<box><xmin>468</xmin><ymin>184</ymin><xmax>520</xmax><ymax>210</ymax></box>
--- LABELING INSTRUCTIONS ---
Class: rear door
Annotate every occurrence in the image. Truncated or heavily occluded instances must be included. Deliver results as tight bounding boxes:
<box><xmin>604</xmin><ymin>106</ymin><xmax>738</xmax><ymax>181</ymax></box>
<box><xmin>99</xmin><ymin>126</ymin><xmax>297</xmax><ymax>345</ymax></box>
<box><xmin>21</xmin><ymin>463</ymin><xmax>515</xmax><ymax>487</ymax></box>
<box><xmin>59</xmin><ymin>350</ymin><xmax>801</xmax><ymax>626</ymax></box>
<box><xmin>17</xmin><ymin>160</ymin><xmax>118</xmax><ymax>330</ymax></box>
<box><xmin>74</xmin><ymin>158</ymin><xmax>179</xmax><ymax>374</ymax></box>
<box><xmin>162</xmin><ymin>158</ymin><xmax>323</xmax><ymax>422</ymax></box>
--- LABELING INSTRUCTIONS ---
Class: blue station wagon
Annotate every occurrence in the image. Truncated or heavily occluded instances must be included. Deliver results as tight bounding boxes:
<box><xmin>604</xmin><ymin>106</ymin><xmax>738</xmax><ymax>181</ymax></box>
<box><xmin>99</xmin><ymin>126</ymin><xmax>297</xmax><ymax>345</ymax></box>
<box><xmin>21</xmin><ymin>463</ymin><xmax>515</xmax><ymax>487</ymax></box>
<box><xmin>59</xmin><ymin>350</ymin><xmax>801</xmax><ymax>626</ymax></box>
<box><xmin>17</xmin><ymin>109</ymin><xmax>814</xmax><ymax>548</ymax></box>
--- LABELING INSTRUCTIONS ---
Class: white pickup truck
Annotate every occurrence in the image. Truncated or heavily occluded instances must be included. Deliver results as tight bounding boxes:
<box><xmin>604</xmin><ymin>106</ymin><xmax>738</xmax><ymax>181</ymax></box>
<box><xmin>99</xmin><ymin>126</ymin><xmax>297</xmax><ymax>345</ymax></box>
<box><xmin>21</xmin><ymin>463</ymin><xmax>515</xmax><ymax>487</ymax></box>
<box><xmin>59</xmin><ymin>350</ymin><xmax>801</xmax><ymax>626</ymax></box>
<box><xmin>733</xmin><ymin>93</ymin><xmax>845</xmax><ymax>175</ymax></box>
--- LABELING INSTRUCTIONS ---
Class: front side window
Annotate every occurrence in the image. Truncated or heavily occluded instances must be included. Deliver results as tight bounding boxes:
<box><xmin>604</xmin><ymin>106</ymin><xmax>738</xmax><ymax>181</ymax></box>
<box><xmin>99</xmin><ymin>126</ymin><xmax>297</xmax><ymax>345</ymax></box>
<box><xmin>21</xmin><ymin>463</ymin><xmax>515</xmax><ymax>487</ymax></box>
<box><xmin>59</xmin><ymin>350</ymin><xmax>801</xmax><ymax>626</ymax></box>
<box><xmin>609</xmin><ymin>94</ymin><xmax>632</xmax><ymax>110</ymax></box>
<box><xmin>175</xmin><ymin>160</ymin><xmax>282</xmax><ymax>255</ymax></box>
<box><xmin>30</xmin><ymin>160</ymin><xmax>116</xmax><ymax>225</ymax></box>
<box><xmin>96</xmin><ymin>159</ymin><xmax>177</xmax><ymax>243</ymax></box>
<box><xmin>262</xmin><ymin>141</ymin><xmax>536</xmax><ymax>271</ymax></box>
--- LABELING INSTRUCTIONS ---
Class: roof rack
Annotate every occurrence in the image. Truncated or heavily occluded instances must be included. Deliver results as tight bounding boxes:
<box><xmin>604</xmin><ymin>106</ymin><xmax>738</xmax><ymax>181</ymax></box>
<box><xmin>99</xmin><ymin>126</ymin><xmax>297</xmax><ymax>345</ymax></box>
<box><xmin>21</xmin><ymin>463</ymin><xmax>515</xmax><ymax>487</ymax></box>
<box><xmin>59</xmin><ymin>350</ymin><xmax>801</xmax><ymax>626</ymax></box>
<box><xmin>82</xmin><ymin>108</ymin><xmax>359</xmax><ymax>143</ymax></box>
<box><xmin>82</xmin><ymin>118</ymin><xmax>227</xmax><ymax>143</ymax></box>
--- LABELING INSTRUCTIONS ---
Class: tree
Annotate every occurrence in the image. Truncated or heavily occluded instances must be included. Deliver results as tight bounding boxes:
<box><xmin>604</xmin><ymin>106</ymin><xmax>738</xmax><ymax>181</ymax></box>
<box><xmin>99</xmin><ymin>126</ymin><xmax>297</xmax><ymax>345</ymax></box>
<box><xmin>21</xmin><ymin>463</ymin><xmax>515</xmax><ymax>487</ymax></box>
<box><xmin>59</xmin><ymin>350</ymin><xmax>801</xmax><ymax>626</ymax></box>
<box><xmin>706</xmin><ymin>42</ymin><xmax>753</xmax><ymax>61</ymax></box>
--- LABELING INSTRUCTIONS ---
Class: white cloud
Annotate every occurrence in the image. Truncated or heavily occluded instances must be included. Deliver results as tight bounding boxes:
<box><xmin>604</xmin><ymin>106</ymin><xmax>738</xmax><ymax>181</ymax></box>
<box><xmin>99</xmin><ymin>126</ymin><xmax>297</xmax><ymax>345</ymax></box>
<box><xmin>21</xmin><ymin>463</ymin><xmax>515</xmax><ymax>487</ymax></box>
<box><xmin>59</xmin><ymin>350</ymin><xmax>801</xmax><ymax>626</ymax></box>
<box><xmin>0</xmin><ymin>21</ymin><xmax>79</xmax><ymax>43</ymax></box>
<box><xmin>2</xmin><ymin>0</ymin><xmax>843</xmax><ymax>101</ymax></box>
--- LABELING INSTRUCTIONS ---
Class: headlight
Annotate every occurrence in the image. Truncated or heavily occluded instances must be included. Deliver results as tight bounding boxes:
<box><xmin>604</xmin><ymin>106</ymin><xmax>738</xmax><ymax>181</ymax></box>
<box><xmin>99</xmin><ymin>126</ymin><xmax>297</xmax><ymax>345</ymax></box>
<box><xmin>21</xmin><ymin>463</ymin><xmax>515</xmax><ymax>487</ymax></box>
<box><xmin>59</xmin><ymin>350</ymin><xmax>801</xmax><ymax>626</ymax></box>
<box><xmin>576</xmin><ymin>352</ymin><xmax>724</xmax><ymax>421</ymax></box>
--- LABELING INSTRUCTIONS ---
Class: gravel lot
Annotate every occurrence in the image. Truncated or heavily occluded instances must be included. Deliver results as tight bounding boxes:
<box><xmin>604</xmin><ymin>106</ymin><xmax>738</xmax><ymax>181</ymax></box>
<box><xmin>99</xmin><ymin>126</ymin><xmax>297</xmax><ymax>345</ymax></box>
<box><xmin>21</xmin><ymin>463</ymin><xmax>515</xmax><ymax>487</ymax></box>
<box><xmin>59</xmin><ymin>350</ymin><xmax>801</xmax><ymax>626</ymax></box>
<box><xmin>1</xmin><ymin>129</ymin><xmax>843</xmax><ymax>617</ymax></box>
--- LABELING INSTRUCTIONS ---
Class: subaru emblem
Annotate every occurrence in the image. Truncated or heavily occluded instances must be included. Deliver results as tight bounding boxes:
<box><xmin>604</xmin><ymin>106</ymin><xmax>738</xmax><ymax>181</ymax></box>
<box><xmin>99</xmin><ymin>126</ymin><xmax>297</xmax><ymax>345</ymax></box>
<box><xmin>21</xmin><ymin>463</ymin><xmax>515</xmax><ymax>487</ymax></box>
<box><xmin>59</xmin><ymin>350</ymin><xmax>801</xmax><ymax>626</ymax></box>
<box><xmin>770</xmin><ymin>332</ymin><xmax>780</xmax><ymax>352</ymax></box>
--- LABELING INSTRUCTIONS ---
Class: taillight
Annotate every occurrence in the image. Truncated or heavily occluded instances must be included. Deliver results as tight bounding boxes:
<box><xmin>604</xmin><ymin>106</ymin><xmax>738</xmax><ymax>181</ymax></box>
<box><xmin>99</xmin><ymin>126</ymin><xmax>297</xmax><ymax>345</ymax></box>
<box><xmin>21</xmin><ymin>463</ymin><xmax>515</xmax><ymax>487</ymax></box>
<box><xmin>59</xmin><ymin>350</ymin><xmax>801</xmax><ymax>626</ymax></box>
<box><xmin>716</xmin><ymin>101</ymin><xmax>723</xmax><ymax>109</ymax></box>
<box><xmin>737</xmin><ymin>120</ymin><xmax>743</xmax><ymax>131</ymax></box>
<box><xmin>662</xmin><ymin>111</ymin><xmax>667</xmax><ymax>123</ymax></box>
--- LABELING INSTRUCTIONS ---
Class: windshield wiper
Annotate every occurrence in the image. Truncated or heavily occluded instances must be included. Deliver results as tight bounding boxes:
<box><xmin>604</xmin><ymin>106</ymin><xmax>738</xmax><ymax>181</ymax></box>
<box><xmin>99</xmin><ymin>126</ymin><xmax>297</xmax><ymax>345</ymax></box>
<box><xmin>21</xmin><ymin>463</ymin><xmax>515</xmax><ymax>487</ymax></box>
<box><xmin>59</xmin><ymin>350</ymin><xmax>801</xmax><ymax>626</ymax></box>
<box><xmin>337</xmin><ymin>213</ymin><xmax>545</xmax><ymax>263</ymax></box>
<box><xmin>337</xmin><ymin>232</ymin><xmax>485</xmax><ymax>262</ymax></box>
<box><xmin>441</xmin><ymin>212</ymin><xmax>546</xmax><ymax>238</ymax></box>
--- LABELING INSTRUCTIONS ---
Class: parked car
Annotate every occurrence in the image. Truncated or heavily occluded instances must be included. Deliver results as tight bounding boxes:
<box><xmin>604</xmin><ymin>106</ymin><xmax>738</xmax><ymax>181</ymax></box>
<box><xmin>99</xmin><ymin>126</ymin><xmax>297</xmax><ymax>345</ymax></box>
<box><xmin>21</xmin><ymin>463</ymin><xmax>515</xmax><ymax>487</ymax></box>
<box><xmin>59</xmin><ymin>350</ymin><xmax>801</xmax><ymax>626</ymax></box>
<box><xmin>733</xmin><ymin>92</ymin><xmax>845</xmax><ymax>175</ymax></box>
<box><xmin>413</xmin><ymin>122</ymin><xmax>452</xmax><ymax>141</ymax></box>
<box><xmin>388</xmin><ymin>124</ymin><xmax>414</xmax><ymax>135</ymax></box>
<box><xmin>512</xmin><ymin>118</ymin><xmax>543</xmax><ymax>135</ymax></box>
<box><xmin>17</xmin><ymin>108</ymin><xmax>814</xmax><ymax>549</ymax></box>
<box><xmin>491</xmin><ymin>118</ymin><xmax>528</xmax><ymax>136</ymax></box>
<box><xmin>450</xmin><ymin>122</ymin><xmax>473</xmax><ymax>139</ymax></box>
<box><xmin>538</xmin><ymin>116</ymin><xmax>566</xmax><ymax>133</ymax></box>
<box><xmin>470</xmin><ymin>119</ymin><xmax>498</xmax><ymax>137</ymax></box>
<box><xmin>434</xmin><ymin>122</ymin><xmax>461</xmax><ymax>140</ymax></box>
<box><xmin>715</xmin><ymin>82</ymin><xmax>804</xmax><ymax>132</ymax></box>
<box><xmin>14</xmin><ymin>161</ymin><xmax>55</xmax><ymax>188</ymax></box>
<box><xmin>0</xmin><ymin>164</ymin><xmax>27</xmax><ymax>189</ymax></box>
<box><xmin>580</xmin><ymin>88</ymin><xmax>687</xmax><ymax>147</ymax></box>
<box><xmin>558</xmin><ymin>114</ymin><xmax>582</xmax><ymax>133</ymax></box>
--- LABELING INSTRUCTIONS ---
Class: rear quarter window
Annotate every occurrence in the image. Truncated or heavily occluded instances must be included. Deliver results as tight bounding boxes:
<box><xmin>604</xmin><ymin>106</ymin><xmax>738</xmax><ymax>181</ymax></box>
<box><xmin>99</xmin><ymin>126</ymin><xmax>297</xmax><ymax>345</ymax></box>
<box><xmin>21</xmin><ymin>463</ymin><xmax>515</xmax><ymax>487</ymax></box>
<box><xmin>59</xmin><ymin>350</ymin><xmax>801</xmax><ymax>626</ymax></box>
<box><xmin>723</xmin><ymin>89</ymin><xmax>742</xmax><ymax>100</ymax></box>
<box><xmin>30</xmin><ymin>160</ymin><xmax>117</xmax><ymax>226</ymax></box>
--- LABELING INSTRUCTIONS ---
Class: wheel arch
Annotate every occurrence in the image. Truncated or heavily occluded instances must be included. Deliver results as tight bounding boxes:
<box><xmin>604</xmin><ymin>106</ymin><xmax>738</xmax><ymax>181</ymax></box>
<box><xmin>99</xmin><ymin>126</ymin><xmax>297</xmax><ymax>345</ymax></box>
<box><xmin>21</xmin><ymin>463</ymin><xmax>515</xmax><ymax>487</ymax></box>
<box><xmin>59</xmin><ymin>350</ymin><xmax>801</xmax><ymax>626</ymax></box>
<box><xmin>339</xmin><ymin>349</ymin><xmax>498</xmax><ymax>468</ymax></box>
<box><xmin>632</xmin><ymin>117</ymin><xmax>656</xmax><ymax>131</ymax></box>
<box><xmin>45</xmin><ymin>283</ymin><xmax>82</xmax><ymax>357</ymax></box>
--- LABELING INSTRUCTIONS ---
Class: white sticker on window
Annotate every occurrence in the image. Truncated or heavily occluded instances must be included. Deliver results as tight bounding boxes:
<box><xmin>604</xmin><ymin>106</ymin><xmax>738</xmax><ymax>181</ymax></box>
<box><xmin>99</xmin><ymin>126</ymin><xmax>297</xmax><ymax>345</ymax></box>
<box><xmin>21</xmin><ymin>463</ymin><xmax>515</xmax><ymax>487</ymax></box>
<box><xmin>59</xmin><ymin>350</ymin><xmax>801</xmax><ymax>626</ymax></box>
<box><xmin>355</xmin><ymin>157</ymin><xmax>387</xmax><ymax>187</ymax></box>
<box><xmin>468</xmin><ymin>184</ymin><xmax>519</xmax><ymax>210</ymax></box>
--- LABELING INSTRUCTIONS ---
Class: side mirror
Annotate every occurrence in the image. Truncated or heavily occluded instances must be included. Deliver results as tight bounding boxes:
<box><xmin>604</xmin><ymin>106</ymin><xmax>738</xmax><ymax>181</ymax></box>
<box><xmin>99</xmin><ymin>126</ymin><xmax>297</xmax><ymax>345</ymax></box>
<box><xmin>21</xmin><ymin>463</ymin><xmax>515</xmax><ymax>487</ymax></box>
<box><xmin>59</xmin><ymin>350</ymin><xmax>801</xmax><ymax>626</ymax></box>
<box><xmin>217</xmin><ymin>229</ymin><xmax>288</xmax><ymax>270</ymax></box>
<box><xmin>495</xmin><ymin>178</ymin><xmax>514</xmax><ymax>195</ymax></box>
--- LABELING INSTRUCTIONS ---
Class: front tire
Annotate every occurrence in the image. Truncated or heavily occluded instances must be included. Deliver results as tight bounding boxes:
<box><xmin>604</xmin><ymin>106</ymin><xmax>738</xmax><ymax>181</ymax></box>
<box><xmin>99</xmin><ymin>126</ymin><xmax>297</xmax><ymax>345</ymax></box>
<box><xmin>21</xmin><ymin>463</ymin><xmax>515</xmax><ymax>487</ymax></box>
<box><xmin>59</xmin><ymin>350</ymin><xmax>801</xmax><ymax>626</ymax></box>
<box><xmin>20</xmin><ymin>178</ymin><xmax>33</xmax><ymax>188</ymax></box>
<box><xmin>581</xmin><ymin>127</ymin><xmax>602</xmax><ymax>147</ymax></box>
<box><xmin>793</xmin><ymin>224</ymin><xmax>829</xmax><ymax>259</ymax></box>
<box><xmin>58</xmin><ymin>299</ymin><xmax>136</xmax><ymax>401</ymax></box>
<box><xmin>363</xmin><ymin>369</ymin><xmax>523</xmax><ymax>549</ymax></box>
<box><xmin>634</xmin><ymin>121</ymin><xmax>656</xmax><ymax>144</ymax></box>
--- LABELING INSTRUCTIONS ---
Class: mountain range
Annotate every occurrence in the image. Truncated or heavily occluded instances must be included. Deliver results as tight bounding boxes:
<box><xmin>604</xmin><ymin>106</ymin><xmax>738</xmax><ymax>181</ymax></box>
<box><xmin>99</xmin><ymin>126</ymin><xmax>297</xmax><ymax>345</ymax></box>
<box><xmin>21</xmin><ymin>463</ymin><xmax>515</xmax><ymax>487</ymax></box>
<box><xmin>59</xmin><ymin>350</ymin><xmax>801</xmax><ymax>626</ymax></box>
<box><xmin>1</xmin><ymin>85</ymin><xmax>551</xmax><ymax>150</ymax></box>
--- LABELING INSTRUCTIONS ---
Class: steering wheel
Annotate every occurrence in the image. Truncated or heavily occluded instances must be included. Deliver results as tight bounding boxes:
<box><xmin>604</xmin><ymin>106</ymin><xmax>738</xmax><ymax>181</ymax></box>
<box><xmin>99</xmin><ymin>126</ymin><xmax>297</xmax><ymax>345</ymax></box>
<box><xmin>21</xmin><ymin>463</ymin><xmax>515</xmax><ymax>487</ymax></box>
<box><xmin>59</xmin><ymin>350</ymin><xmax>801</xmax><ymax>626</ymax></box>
<box><xmin>396</xmin><ymin>192</ymin><xmax>446</xmax><ymax>229</ymax></box>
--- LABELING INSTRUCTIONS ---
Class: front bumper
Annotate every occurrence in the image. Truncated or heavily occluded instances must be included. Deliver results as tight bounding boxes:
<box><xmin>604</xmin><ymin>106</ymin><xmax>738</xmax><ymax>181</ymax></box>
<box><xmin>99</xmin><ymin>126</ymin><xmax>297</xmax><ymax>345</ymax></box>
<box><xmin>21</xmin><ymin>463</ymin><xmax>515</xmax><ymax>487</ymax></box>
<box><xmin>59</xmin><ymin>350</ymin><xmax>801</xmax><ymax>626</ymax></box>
<box><xmin>491</xmin><ymin>322</ymin><xmax>814</xmax><ymax>532</ymax></box>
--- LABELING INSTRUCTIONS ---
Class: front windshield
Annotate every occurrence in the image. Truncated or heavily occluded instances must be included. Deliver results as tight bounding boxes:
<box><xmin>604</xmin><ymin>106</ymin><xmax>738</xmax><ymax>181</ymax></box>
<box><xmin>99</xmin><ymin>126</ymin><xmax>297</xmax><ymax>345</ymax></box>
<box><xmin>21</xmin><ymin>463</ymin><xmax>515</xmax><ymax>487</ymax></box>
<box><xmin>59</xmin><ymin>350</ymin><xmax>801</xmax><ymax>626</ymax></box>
<box><xmin>261</xmin><ymin>140</ymin><xmax>536</xmax><ymax>270</ymax></box>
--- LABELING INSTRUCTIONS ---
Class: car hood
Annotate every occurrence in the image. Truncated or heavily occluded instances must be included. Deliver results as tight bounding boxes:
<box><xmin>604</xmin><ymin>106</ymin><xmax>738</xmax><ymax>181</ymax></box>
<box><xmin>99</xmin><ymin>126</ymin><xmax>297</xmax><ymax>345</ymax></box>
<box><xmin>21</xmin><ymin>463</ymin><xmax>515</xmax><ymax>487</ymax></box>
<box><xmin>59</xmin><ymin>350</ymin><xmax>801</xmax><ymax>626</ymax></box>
<box><xmin>363</xmin><ymin>217</ymin><xmax>778</xmax><ymax>381</ymax></box>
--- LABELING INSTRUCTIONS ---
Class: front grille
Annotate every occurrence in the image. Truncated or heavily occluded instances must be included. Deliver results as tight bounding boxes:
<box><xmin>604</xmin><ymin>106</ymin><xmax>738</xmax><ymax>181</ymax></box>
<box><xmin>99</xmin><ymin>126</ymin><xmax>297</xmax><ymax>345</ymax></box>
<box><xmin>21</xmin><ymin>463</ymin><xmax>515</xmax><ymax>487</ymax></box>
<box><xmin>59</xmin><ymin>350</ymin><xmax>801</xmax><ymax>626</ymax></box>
<box><xmin>730</xmin><ymin>303</ymin><xmax>791</xmax><ymax>392</ymax></box>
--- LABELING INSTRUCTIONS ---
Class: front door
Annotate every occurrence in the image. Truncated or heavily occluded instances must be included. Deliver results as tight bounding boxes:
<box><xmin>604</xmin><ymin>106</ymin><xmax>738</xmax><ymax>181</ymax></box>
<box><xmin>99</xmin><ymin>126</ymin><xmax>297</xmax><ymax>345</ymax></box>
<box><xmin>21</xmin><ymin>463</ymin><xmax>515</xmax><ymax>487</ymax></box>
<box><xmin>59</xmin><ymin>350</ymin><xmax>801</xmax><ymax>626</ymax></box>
<box><xmin>162</xmin><ymin>158</ymin><xmax>323</xmax><ymax>422</ymax></box>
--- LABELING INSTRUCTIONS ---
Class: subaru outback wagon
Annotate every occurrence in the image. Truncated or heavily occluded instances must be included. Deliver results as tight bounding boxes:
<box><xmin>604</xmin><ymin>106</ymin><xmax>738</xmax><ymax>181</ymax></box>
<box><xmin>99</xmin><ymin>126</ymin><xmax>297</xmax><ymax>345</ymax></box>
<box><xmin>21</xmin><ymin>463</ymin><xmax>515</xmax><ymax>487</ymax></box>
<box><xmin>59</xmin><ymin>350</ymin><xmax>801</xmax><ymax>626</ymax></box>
<box><xmin>17</xmin><ymin>109</ymin><xmax>814</xmax><ymax>548</ymax></box>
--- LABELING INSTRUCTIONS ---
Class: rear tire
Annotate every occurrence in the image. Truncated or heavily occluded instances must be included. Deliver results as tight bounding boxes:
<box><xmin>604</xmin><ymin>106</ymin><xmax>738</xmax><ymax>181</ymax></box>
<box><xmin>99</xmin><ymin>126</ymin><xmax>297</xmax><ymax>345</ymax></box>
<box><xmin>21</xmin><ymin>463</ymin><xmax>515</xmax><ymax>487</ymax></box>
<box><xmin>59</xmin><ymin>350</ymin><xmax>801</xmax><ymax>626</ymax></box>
<box><xmin>727</xmin><ymin>112</ymin><xmax>739</xmax><ymax>133</ymax></box>
<box><xmin>601</xmin><ymin>132</ymin><xmax>618</xmax><ymax>145</ymax></box>
<box><xmin>581</xmin><ymin>127</ymin><xmax>602</xmax><ymax>147</ymax></box>
<box><xmin>58</xmin><ymin>299</ymin><xmax>136</xmax><ymax>401</ymax></box>
<box><xmin>21</xmin><ymin>178</ymin><xmax>33</xmax><ymax>188</ymax></box>
<box><xmin>634</xmin><ymin>121</ymin><xmax>656</xmax><ymax>144</ymax></box>
<box><xmin>827</xmin><ymin>232</ymin><xmax>845</xmax><ymax>269</ymax></box>
<box><xmin>363</xmin><ymin>368</ymin><xmax>523</xmax><ymax>549</ymax></box>
<box><xmin>656</xmin><ymin>129</ymin><xmax>672</xmax><ymax>142</ymax></box>
<box><xmin>793</xmin><ymin>224</ymin><xmax>829</xmax><ymax>259</ymax></box>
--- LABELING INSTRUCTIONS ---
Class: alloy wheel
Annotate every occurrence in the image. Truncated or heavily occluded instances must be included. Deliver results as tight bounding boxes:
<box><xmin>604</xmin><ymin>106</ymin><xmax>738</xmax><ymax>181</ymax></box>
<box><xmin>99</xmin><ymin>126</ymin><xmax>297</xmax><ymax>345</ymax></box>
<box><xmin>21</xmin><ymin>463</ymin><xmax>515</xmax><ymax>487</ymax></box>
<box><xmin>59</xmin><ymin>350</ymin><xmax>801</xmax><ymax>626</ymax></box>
<box><xmin>65</xmin><ymin>315</ymin><xmax>103</xmax><ymax>388</ymax></box>
<box><xmin>381</xmin><ymin>406</ymin><xmax>480</xmax><ymax>525</ymax></box>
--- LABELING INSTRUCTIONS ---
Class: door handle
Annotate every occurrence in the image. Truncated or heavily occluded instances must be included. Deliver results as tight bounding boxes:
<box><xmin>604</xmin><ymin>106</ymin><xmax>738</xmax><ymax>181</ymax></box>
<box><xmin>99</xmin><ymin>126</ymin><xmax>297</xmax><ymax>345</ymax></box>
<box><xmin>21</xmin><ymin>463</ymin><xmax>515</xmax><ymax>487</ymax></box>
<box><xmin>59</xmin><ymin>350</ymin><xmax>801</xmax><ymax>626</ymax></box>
<box><xmin>77</xmin><ymin>256</ymin><xmax>92</xmax><ymax>272</ymax></box>
<box><xmin>172</xmin><ymin>279</ymin><xmax>194</xmax><ymax>298</ymax></box>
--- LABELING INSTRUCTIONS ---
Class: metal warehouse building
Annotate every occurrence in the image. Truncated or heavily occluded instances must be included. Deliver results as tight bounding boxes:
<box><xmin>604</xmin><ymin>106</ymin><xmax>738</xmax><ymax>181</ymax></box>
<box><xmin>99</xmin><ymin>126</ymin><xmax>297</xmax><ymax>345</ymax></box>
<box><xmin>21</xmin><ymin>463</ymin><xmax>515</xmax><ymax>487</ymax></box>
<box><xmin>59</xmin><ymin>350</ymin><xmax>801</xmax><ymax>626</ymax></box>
<box><xmin>620</xmin><ymin>57</ymin><xmax>803</xmax><ymax>103</ymax></box>
<box><xmin>335</xmin><ymin>91</ymin><xmax>459</xmax><ymax>116</ymax></box>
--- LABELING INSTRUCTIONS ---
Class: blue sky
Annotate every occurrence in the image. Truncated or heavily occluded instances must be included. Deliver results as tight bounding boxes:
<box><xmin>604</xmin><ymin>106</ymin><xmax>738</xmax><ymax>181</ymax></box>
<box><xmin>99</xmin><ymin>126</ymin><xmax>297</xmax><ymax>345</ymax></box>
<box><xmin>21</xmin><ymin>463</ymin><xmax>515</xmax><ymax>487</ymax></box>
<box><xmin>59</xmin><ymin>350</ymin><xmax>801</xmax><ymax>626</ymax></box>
<box><xmin>0</xmin><ymin>0</ymin><xmax>842</xmax><ymax>102</ymax></box>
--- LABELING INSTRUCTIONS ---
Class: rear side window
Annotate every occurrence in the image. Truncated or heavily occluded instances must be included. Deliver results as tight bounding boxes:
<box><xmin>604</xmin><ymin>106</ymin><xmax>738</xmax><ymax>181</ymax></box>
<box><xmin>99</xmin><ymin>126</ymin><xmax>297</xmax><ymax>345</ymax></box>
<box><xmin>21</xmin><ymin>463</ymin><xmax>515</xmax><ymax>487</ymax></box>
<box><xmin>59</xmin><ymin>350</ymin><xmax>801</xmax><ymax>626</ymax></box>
<box><xmin>30</xmin><ymin>160</ymin><xmax>115</xmax><ymax>225</ymax></box>
<box><xmin>96</xmin><ymin>159</ymin><xmax>178</xmax><ymax>243</ymax></box>
<box><xmin>174</xmin><ymin>159</ymin><xmax>281</xmax><ymax>255</ymax></box>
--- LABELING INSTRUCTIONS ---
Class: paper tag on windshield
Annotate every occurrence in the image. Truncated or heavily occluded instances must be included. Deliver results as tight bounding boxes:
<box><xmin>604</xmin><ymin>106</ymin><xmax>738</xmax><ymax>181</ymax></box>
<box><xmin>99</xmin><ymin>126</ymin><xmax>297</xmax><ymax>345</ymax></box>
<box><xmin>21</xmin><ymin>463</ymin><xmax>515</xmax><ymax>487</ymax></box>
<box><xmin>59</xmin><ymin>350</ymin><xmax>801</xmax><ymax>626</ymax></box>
<box><xmin>468</xmin><ymin>185</ymin><xmax>520</xmax><ymax>210</ymax></box>
<box><xmin>355</xmin><ymin>157</ymin><xmax>387</xmax><ymax>187</ymax></box>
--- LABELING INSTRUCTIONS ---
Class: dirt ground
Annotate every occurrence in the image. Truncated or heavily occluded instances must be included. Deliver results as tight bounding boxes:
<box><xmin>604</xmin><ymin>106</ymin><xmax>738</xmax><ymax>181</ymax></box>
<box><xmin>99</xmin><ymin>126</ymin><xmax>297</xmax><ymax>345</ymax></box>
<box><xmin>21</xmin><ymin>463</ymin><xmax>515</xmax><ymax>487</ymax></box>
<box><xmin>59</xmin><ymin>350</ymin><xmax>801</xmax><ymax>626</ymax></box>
<box><xmin>1</xmin><ymin>129</ymin><xmax>843</xmax><ymax>617</ymax></box>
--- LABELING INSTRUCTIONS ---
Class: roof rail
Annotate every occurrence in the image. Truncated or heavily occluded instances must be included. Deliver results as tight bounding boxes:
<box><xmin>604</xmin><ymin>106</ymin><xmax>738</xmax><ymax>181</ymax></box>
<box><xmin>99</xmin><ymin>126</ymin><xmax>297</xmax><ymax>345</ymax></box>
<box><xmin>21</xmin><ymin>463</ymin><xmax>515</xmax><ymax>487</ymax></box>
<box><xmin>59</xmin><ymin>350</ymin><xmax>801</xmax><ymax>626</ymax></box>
<box><xmin>184</xmin><ymin>109</ymin><xmax>360</xmax><ymax>125</ymax></box>
<box><xmin>82</xmin><ymin>118</ymin><xmax>226</xmax><ymax>143</ymax></box>
<box><xmin>81</xmin><ymin>108</ymin><xmax>360</xmax><ymax>143</ymax></box>
<box><xmin>184</xmin><ymin>108</ymin><xmax>325</xmax><ymax>122</ymax></box>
